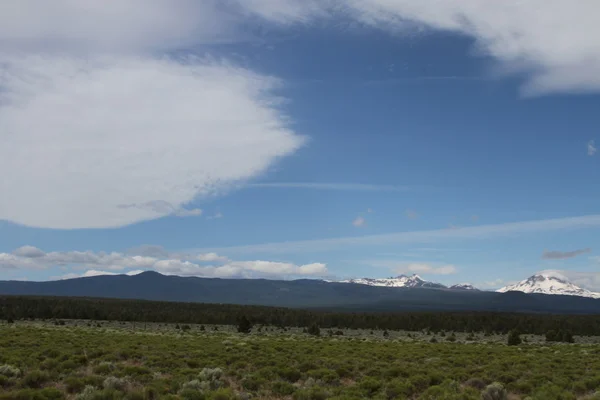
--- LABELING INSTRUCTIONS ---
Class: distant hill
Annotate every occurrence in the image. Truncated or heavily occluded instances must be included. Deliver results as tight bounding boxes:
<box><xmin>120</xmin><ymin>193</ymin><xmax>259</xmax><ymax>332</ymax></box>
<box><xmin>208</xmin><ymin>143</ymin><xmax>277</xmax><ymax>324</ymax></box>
<box><xmin>1</xmin><ymin>271</ymin><xmax>599</xmax><ymax>314</ymax></box>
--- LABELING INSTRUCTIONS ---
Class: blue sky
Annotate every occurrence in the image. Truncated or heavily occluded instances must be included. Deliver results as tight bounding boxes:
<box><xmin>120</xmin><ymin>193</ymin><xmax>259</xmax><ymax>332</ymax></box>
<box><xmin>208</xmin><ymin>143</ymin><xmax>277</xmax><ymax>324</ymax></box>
<box><xmin>1</xmin><ymin>1</ymin><xmax>599</xmax><ymax>290</ymax></box>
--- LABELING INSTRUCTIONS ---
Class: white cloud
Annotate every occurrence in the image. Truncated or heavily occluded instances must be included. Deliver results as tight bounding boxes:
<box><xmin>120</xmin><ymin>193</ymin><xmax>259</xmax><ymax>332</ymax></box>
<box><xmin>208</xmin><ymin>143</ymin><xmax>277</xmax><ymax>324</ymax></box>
<box><xmin>0</xmin><ymin>1</ymin><xmax>307</xmax><ymax>229</ymax></box>
<box><xmin>196</xmin><ymin>253</ymin><xmax>230</xmax><ymax>263</ymax></box>
<box><xmin>240</xmin><ymin>0</ymin><xmax>600</xmax><ymax>95</ymax></box>
<box><xmin>0</xmin><ymin>56</ymin><xmax>304</xmax><ymax>229</ymax></box>
<box><xmin>0</xmin><ymin>0</ymin><xmax>240</xmax><ymax>54</ymax></box>
<box><xmin>352</xmin><ymin>216</ymin><xmax>366</xmax><ymax>227</ymax></box>
<box><xmin>589</xmin><ymin>140</ymin><xmax>597</xmax><ymax>156</ymax></box>
<box><xmin>12</xmin><ymin>245</ymin><xmax>46</xmax><ymax>258</ymax></box>
<box><xmin>206</xmin><ymin>214</ymin><xmax>600</xmax><ymax>254</ymax></box>
<box><xmin>0</xmin><ymin>246</ymin><xmax>328</xmax><ymax>280</ymax></box>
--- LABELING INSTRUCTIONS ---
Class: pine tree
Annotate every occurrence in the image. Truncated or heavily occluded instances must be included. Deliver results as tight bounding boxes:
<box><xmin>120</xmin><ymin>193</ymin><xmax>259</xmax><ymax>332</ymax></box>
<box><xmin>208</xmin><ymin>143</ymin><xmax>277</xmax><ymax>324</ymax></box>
<box><xmin>307</xmin><ymin>322</ymin><xmax>320</xmax><ymax>337</ymax></box>
<box><xmin>237</xmin><ymin>315</ymin><xmax>252</xmax><ymax>334</ymax></box>
<box><xmin>507</xmin><ymin>330</ymin><xmax>522</xmax><ymax>346</ymax></box>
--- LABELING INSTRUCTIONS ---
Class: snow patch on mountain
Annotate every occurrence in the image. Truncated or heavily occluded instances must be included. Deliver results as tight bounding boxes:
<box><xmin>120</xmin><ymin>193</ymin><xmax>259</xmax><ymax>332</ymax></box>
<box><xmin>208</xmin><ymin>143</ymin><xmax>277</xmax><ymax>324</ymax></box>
<box><xmin>449</xmin><ymin>283</ymin><xmax>479</xmax><ymax>291</ymax></box>
<box><xmin>338</xmin><ymin>274</ymin><xmax>477</xmax><ymax>290</ymax></box>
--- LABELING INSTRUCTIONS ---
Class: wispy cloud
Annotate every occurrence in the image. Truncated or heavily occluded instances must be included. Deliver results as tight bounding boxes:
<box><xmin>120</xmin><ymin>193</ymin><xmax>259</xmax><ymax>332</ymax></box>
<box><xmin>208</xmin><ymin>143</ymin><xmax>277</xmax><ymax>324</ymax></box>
<box><xmin>245</xmin><ymin>182</ymin><xmax>413</xmax><ymax>192</ymax></box>
<box><xmin>542</xmin><ymin>248</ymin><xmax>591</xmax><ymax>260</ymax></box>
<box><xmin>405</xmin><ymin>209</ymin><xmax>419</xmax><ymax>219</ymax></box>
<box><xmin>538</xmin><ymin>269</ymin><xmax>600</xmax><ymax>292</ymax></box>
<box><xmin>352</xmin><ymin>216</ymin><xmax>366</xmax><ymax>227</ymax></box>
<box><xmin>589</xmin><ymin>140</ymin><xmax>597</xmax><ymax>156</ymax></box>
<box><xmin>368</xmin><ymin>260</ymin><xmax>457</xmax><ymax>275</ymax></box>
<box><xmin>476</xmin><ymin>279</ymin><xmax>508</xmax><ymax>290</ymax></box>
<box><xmin>204</xmin><ymin>214</ymin><xmax>600</xmax><ymax>254</ymax></box>
<box><xmin>207</xmin><ymin>212</ymin><xmax>224</xmax><ymax>220</ymax></box>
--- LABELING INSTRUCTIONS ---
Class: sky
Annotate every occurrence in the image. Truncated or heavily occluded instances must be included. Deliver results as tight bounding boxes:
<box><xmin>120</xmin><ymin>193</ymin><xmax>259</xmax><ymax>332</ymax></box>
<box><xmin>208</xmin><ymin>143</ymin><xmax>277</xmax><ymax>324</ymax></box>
<box><xmin>1</xmin><ymin>0</ymin><xmax>600</xmax><ymax>291</ymax></box>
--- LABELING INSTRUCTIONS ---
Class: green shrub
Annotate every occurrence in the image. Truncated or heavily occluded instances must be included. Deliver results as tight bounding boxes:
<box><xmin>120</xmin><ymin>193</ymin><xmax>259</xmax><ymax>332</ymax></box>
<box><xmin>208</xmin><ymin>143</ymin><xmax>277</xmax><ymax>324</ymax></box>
<box><xmin>481</xmin><ymin>382</ymin><xmax>507</xmax><ymax>400</ymax></box>
<box><xmin>102</xmin><ymin>376</ymin><xmax>128</xmax><ymax>391</ymax></box>
<box><xmin>64</xmin><ymin>377</ymin><xmax>86</xmax><ymax>394</ymax></box>
<box><xmin>179</xmin><ymin>389</ymin><xmax>207</xmax><ymax>400</ymax></box>
<box><xmin>278</xmin><ymin>367</ymin><xmax>301</xmax><ymax>382</ymax></box>
<box><xmin>209</xmin><ymin>388</ymin><xmax>237</xmax><ymax>400</ymax></box>
<box><xmin>359</xmin><ymin>377</ymin><xmax>382</xmax><ymax>396</ymax></box>
<box><xmin>272</xmin><ymin>381</ymin><xmax>296</xmax><ymax>396</ymax></box>
<box><xmin>241</xmin><ymin>375</ymin><xmax>266</xmax><ymax>391</ymax></box>
<box><xmin>385</xmin><ymin>379</ymin><xmax>414</xmax><ymax>399</ymax></box>
<box><xmin>0</xmin><ymin>364</ymin><xmax>21</xmax><ymax>378</ymax></box>
<box><xmin>124</xmin><ymin>390</ymin><xmax>144</xmax><ymax>400</ymax></box>
<box><xmin>93</xmin><ymin>362</ymin><xmax>115</xmax><ymax>375</ymax></box>
<box><xmin>74</xmin><ymin>386</ymin><xmax>97</xmax><ymax>400</ymax></box>
<box><xmin>530</xmin><ymin>383</ymin><xmax>576</xmax><ymax>400</ymax></box>
<box><xmin>464</xmin><ymin>378</ymin><xmax>486</xmax><ymax>390</ymax></box>
<box><xmin>22</xmin><ymin>370</ymin><xmax>50</xmax><ymax>388</ymax></box>
<box><xmin>308</xmin><ymin>368</ymin><xmax>339</xmax><ymax>384</ymax></box>
<box><xmin>1</xmin><ymin>388</ymin><xmax>64</xmax><ymax>400</ymax></box>
<box><xmin>40</xmin><ymin>388</ymin><xmax>65</xmax><ymax>399</ymax></box>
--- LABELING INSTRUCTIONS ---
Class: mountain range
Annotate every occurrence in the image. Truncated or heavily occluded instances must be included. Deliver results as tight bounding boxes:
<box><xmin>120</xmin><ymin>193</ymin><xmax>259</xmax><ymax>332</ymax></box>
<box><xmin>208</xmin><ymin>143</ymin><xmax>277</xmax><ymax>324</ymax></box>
<box><xmin>339</xmin><ymin>273</ymin><xmax>600</xmax><ymax>299</ymax></box>
<box><xmin>1</xmin><ymin>271</ymin><xmax>599</xmax><ymax>314</ymax></box>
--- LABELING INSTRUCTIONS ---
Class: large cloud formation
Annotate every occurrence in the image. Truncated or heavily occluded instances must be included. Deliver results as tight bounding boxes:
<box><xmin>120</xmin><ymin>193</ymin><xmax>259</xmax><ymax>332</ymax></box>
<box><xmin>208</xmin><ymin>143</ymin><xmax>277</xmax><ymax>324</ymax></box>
<box><xmin>1</xmin><ymin>1</ymin><xmax>598</xmax><ymax>229</ymax></box>
<box><xmin>0</xmin><ymin>1</ymin><xmax>304</xmax><ymax>229</ymax></box>
<box><xmin>0</xmin><ymin>56</ymin><xmax>303</xmax><ymax>228</ymax></box>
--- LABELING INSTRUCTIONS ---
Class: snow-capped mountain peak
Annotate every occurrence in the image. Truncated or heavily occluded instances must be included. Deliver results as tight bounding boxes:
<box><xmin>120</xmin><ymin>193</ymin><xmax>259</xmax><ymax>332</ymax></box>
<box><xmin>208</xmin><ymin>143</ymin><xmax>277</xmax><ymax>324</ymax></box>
<box><xmin>497</xmin><ymin>272</ymin><xmax>600</xmax><ymax>299</ymax></box>
<box><xmin>339</xmin><ymin>274</ymin><xmax>446</xmax><ymax>289</ymax></box>
<box><xmin>449</xmin><ymin>283</ymin><xmax>479</xmax><ymax>291</ymax></box>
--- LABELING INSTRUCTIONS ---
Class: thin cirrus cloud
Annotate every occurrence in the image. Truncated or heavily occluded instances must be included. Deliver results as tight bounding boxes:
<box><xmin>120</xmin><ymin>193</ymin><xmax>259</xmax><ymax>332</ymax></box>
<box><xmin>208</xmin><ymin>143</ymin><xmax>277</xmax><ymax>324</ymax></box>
<box><xmin>352</xmin><ymin>216</ymin><xmax>366</xmax><ymax>227</ymax></box>
<box><xmin>395</xmin><ymin>263</ymin><xmax>457</xmax><ymax>276</ymax></box>
<box><xmin>245</xmin><ymin>182</ymin><xmax>413</xmax><ymax>192</ymax></box>
<box><xmin>366</xmin><ymin>260</ymin><xmax>457</xmax><ymax>275</ymax></box>
<box><xmin>205</xmin><ymin>214</ymin><xmax>600</xmax><ymax>254</ymax></box>
<box><xmin>541</xmin><ymin>248</ymin><xmax>591</xmax><ymax>260</ymax></box>
<box><xmin>0</xmin><ymin>246</ymin><xmax>328</xmax><ymax>280</ymax></box>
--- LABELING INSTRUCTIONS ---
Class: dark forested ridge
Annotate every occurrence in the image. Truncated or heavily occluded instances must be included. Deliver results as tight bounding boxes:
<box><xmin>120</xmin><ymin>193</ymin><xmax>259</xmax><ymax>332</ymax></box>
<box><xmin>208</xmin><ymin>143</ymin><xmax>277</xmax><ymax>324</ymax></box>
<box><xmin>1</xmin><ymin>271</ymin><xmax>600</xmax><ymax>314</ymax></box>
<box><xmin>3</xmin><ymin>295</ymin><xmax>600</xmax><ymax>335</ymax></box>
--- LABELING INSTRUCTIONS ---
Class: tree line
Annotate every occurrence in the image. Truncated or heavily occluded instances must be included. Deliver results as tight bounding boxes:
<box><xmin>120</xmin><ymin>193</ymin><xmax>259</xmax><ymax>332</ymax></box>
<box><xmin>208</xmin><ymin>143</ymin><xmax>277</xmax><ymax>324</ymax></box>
<box><xmin>2</xmin><ymin>295</ymin><xmax>600</xmax><ymax>336</ymax></box>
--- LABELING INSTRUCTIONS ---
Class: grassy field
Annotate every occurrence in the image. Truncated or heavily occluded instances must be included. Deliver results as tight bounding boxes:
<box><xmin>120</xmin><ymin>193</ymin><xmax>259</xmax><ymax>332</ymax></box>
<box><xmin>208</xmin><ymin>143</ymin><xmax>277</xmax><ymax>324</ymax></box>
<box><xmin>2</xmin><ymin>321</ymin><xmax>600</xmax><ymax>400</ymax></box>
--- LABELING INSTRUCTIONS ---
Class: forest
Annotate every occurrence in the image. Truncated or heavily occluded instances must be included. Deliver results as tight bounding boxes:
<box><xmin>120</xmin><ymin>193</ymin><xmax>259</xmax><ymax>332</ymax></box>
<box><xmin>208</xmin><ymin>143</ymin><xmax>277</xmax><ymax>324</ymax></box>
<box><xmin>3</xmin><ymin>295</ymin><xmax>600</xmax><ymax>336</ymax></box>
